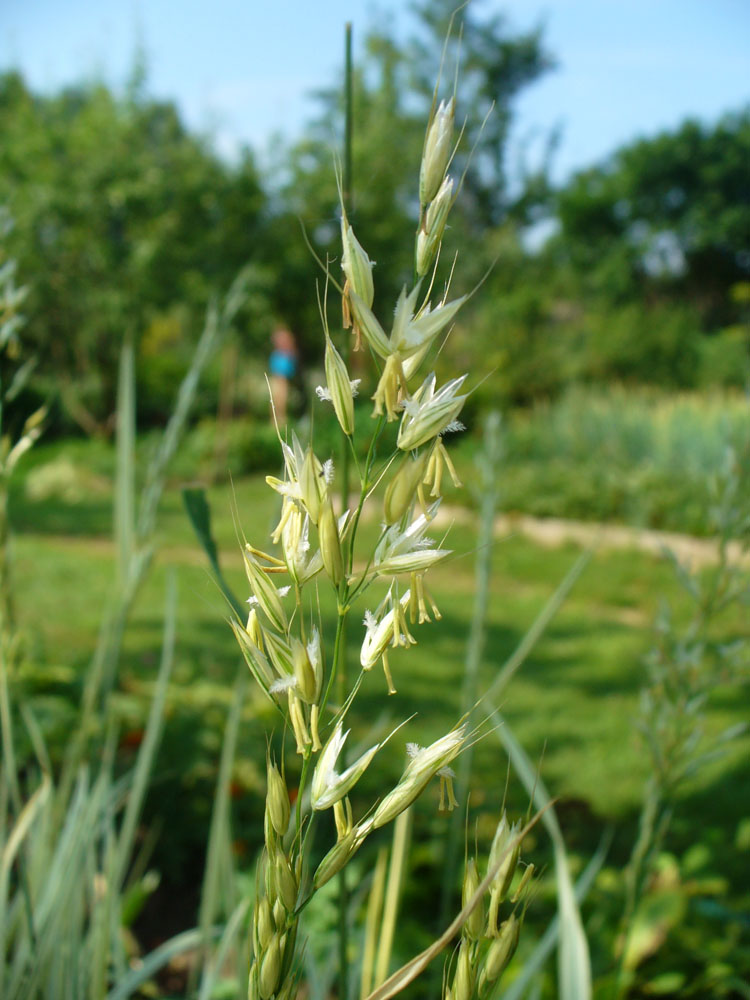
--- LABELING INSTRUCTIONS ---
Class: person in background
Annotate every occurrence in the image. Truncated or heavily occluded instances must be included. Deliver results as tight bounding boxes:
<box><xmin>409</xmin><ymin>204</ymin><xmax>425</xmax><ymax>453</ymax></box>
<box><xmin>268</xmin><ymin>324</ymin><xmax>298</xmax><ymax>424</ymax></box>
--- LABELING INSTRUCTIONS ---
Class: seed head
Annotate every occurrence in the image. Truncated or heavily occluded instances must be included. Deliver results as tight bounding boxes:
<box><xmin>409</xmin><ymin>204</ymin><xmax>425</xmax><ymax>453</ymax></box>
<box><xmin>420</xmin><ymin>97</ymin><xmax>455</xmax><ymax>205</ymax></box>
<box><xmin>374</xmin><ymin>501</ymin><xmax>450</xmax><ymax>576</ymax></box>
<box><xmin>244</xmin><ymin>548</ymin><xmax>288</xmax><ymax>634</ymax></box>
<box><xmin>371</xmin><ymin>352</ymin><xmax>408</xmax><ymax>422</ymax></box>
<box><xmin>348</xmin><ymin>290</ymin><xmax>391</xmax><ymax>359</ymax></box>
<box><xmin>266</xmin><ymin>761</ymin><xmax>290</xmax><ymax>836</ymax></box>
<box><xmin>314</xmin><ymin>826</ymin><xmax>366</xmax><ymax>888</ymax></box>
<box><xmin>306</xmin><ymin>626</ymin><xmax>324</xmax><ymax>699</ymax></box>
<box><xmin>255</xmin><ymin>896</ymin><xmax>274</xmax><ymax>950</ymax></box>
<box><xmin>291</xmin><ymin>637</ymin><xmax>317</xmax><ymax>703</ymax></box>
<box><xmin>341</xmin><ymin>219</ymin><xmax>375</xmax><ymax>308</ymax></box>
<box><xmin>417</xmin><ymin>175</ymin><xmax>454</xmax><ymax>276</ymax></box>
<box><xmin>392</xmin><ymin>293</ymin><xmax>467</xmax><ymax>359</ymax></box>
<box><xmin>453</xmin><ymin>940</ymin><xmax>475</xmax><ymax>1000</ymax></box>
<box><xmin>383</xmin><ymin>450</ymin><xmax>430</xmax><ymax>525</ymax></box>
<box><xmin>231</xmin><ymin>620</ymin><xmax>276</xmax><ymax>695</ymax></box>
<box><xmin>299</xmin><ymin>445</ymin><xmax>326</xmax><ymax>524</ymax></box>
<box><xmin>398</xmin><ymin>373</ymin><xmax>468</xmax><ymax>452</ymax></box>
<box><xmin>281</xmin><ymin>509</ymin><xmax>323</xmax><ymax>585</ymax></box>
<box><xmin>478</xmin><ymin>914</ymin><xmax>520</xmax><ymax>995</ymax></box>
<box><xmin>360</xmin><ymin>588</ymin><xmax>414</xmax><ymax>676</ymax></box>
<box><xmin>263</xmin><ymin>630</ymin><xmax>295</xmax><ymax>682</ymax></box>
<box><xmin>324</xmin><ymin>334</ymin><xmax>356</xmax><ymax>436</ymax></box>
<box><xmin>318</xmin><ymin>496</ymin><xmax>344</xmax><ymax>586</ymax></box>
<box><xmin>371</xmin><ymin>725</ymin><xmax>467</xmax><ymax>829</ymax></box>
<box><xmin>488</xmin><ymin>814</ymin><xmax>522</xmax><ymax>905</ymax></box>
<box><xmin>273</xmin><ymin>851</ymin><xmax>298</xmax><ymax>912</ymax></box>
<box><xmin>258</xmin><ymin>934</ymin><xmax>282</xmax><ymax>999</ymax></box>
<box><xmin>462</xmin><ymin>858</ymin><xmax>484</xmax><ymax>940</ymax></box>
<box><xmin>311</xmin><ymin>722</ymin><xmax>382</xmax><ymax>811</ymax></box>
<box><xmin>288</xmin><ymin>694</ymin><xmax>311</xmax><ymax>754</ymax></box>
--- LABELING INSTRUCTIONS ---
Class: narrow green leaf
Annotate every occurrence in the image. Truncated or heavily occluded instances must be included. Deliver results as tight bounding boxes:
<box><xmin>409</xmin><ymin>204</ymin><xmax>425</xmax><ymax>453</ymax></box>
<box><xmin>182</xmin><ymin>486</ymin><xmax>245</xmax><ymax>619</ymax></box>
<box><xmin>197</xmin><ymin>669</ymin><xmax>247</xmax><ymax>990</ymax></box>
<box><xmin>197</xmin><ymin>898</ymin><xmax>251</xmax><ymax>1000</ymax></box>
<box><xmin>115</xmin><ymin>336</ymin><xmax>136</xmax><ymax>588</ymax></box>
<box><xmin>105</xmin><ymin>928</ymin><xmax>211</xmax><ymax>1000</ymax></box>
<box><xmin>491</xmin><ymin>714</ymin><xmax>592</xmax><ymax>1000</ymax></box>
<box><xmin>484</xmin><ymin>549</ymin><xmax>591</xmax><ymax>705</ymax></box>
<box><xmin>114</xmin><ymin>571</ymin><xmax>177</xmax><ymax>886</ymax></box>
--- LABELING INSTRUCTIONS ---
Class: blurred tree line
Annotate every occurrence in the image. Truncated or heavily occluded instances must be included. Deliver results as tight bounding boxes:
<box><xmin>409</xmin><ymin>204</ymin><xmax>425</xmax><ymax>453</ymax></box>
<box><xmin>1</xmin><ymin>0</ymin><xmax>748</xmax><ymax>435</ymax></box>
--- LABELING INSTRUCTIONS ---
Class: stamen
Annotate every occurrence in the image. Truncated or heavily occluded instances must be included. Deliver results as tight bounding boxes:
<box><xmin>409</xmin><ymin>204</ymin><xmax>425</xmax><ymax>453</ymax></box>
<box><xmin>381</xmin><ymin>649</ymin><xmax>397</xmax><ymax>695</ymax></box>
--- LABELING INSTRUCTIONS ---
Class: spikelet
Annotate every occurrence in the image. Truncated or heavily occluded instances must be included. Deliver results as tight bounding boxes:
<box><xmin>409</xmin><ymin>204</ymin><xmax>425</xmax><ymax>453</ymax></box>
<box><xmin>420</xmin><ymin>97</ymin><xmax>455</xmax><ymax>205</ymax></box>
<box><xmin>324</xmin><ymin>333</ymin><xmax>356</xmax><ymax>436</ymax></box>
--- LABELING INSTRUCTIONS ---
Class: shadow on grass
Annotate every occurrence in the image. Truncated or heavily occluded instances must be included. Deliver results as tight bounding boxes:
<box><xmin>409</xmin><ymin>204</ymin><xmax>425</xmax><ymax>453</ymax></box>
<box><xmin>9</xmin><ymin>492</ymin><xmax>113</xmax><ymax>536</ymax></box>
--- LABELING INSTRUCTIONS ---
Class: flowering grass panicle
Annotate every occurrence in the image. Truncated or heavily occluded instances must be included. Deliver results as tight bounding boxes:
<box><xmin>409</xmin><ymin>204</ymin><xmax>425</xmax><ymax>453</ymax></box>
<box><xmin>231</xmin><ymin>54</ymin><xmax>534</xmax><ymax>1000</ymax></box>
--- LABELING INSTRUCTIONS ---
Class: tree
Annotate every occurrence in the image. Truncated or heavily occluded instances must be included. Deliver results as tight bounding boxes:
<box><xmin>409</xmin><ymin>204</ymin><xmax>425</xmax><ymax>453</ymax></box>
<box><xmin>555</xmin><ymin>108</ymin><xmax>750</xmax><ymax>328</ymax></box>
<box><xmin>0</xmin><ymin>71</ymin><xmax>270</xmax><ymax>431</ymax></box>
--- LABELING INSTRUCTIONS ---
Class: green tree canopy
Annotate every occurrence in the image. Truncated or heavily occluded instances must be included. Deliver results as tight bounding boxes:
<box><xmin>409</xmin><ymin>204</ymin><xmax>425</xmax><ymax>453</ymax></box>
<box><xmin>555</xmin><ymin>108</ymin><xmax>750</xmax><ymax>327</ymax></box>
<box><xmin>0</xmin><ymin>71</ymin><xmax>270</xmax><ymax>430</ymax></box>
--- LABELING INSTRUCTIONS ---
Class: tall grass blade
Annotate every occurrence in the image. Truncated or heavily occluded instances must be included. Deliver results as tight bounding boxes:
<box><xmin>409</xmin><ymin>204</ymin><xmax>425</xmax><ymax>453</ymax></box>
<box><xmin>197</xmin><ymin>669</ymin><xmax>247</xmax><ymax>992</ymax></box>
<box><xmin>490</xmin><ymin>714</ymin><xmax>592</xmax><ymax>1000</ymax></box>
<box><xmin>115</xmin><ymin>336</ymin><xmax>136</xmax><ymax>589</ymax></box>
<box><xmin>138</xmin><ymin>271</ymin><xmax>246</xmax><ymax>542</ymax></box>
<box><xmin>484</xmin><ymin>550</ymin><xmax>591</xmax><ymax>705</ymax></box>
<box><xmin>360</xmin><ymin>847</ymin><xmax>389</xmax><ymax>1000</ymax></box>
<box><xmin>374</xmin><ymin>808</ymin><xmax>412</xmax><ymax>988</ymax></box>
<box><xmin>114</xmin><ymin>571</ymin><xmax>177</xmax><ymax>886</ymax></box>
<box><xmin>0</xmin><ymin>773</ymin><xmax>50</xmax><ymax>883</ymax></box>
<box><xmin>0</xmin><ymin>642</ymin><xmax>21</xmax><ymax>813</ymax></box>
<box><xmin>105</xmin><ymin>927</ymin><xmax>210</xmax><ymax>1000</ymax></box>
<box><xmin>182</xmin><ymin>486</ymin><xmax>245</xmax><ymax>618</ymax></box>
<box><xmin>442</xmin><ymin>411</ymin><xmax>502</xmax><ymax>925</ymax></box>
<box><xmin>197</xmin><ymin>897</ymin><xmax>251</xmax><ymax>1000</ymax></box>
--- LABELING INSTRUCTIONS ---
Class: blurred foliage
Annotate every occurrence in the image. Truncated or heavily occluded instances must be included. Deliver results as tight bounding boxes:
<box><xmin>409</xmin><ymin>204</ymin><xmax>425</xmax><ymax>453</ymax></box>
<box><xmin>1</xmin><ymin>6</ymin><xmax>748</xmax><ymax>430</ymax></box>
<box><xmin>0</xmin><ymin>70</ymin><xmax>274</xmax><ymax>431</ymax></box>
<box><xmin>459</xmin><ymin>109</ymin><xmax>750</xmax><ymax>406</ymax></box>
<box><xmin>555</xmin><ymin>110</ymin><xmax>750</xmax><ymax>328</ymax></box>
<box><xmin>460</xmin><ymin>385</ymin><xmax>750</xmax><ymax>535</ymax></box>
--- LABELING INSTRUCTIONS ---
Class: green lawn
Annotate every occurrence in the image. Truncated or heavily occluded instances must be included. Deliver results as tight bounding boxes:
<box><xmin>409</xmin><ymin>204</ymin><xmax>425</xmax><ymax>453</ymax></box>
<box><xmin>9</xmin><ymin>442</ymin><xmax>750</xmax><ymax>992</ymax></box>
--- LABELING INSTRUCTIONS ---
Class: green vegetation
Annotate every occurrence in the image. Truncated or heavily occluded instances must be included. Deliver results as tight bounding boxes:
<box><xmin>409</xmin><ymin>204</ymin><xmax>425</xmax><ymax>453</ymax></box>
<box><xmin>7</xmin><ymin>430</ymin><xmax>750</xmax><ymax>995</ymax></box>
<box><xmin>2</xmin><ymin>2</ymin><xmax>749</xmax><ymax>995</ymax></box>
<box><xmin>1</xmin><ymin>1</ymin><xmax>748</xmax><ymax>432</ymax></box>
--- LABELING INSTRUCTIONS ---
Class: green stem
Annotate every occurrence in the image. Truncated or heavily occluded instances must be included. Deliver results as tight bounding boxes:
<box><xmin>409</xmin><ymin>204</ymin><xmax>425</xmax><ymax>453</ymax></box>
<box><xmin>338</xmin><ymin>30</ymin><xmax>354</xmax><ymax>995</ymax></box>
<box><xmin>339</xmin><ymin>861</ymin><xmax>350</xmax><ymax>1000</ymax></box>
<box><xmin>321</xmin><ymin>605</ymin><xmax>349</xmax><ymax>720</ymax></box>
<box><xmin>439</xmin><ymin>412</ymin><xmax>501</xmax><ymax>930</ymax></box>
<box><xmin>0</xmin><ymin>472</ymin><xmax>15</xmax><ymax>633</ymax></box>
<box><xmin>339</xmin><ymin>19</ymin><xmax>354</xmax><ymax>554</ymax></box>
<box><xmin>296</xmin><ymin>750</ymin><xmax>312</xmax><ymax>838</ymax></box>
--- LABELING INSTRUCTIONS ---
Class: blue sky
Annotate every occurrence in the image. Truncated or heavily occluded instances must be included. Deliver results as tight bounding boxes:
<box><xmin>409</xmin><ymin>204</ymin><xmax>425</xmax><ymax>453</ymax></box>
<box><xmin>2</xmin><ymin>0</ymin><xmax>748</xmax><ymax>182</ymax></box>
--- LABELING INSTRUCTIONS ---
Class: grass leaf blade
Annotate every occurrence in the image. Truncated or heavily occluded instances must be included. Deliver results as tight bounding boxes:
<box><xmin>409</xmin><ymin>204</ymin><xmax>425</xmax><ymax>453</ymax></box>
<box><xmin>490</xmin><ymin>712</ymin><xmax>592</xmax><ymax>1000</ymax></box>
<box><xmin>182</xmin><ymin>486</ymin><xmax>245</xmax><ymax>618</ymax></box>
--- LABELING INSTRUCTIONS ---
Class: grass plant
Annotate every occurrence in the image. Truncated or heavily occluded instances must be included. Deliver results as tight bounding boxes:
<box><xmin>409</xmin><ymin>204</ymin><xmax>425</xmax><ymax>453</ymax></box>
<box><xmin>613</xmin><ymin>446</ymin><xmax>750</xmax><ymax>998</ymax></box>
<box><xmin>224</xmin><ymin>49</ymin><xmax>541</xmax><ymax>1000</ymax></box>
<box><xmin>483</xmin><ymin>385</ymin><xmax>750</xmax><ymax>535</ymax></box>
<box><xmin>2</xmin><ymin>29</ymin><xmax>749</xmax><ymax>994</ymax></box>
<box><xmin>1</xmin><ymin>212</ymin><xmax>252</xmax><ymax>995</ymax></box>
